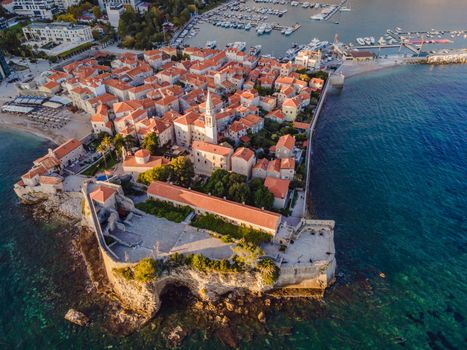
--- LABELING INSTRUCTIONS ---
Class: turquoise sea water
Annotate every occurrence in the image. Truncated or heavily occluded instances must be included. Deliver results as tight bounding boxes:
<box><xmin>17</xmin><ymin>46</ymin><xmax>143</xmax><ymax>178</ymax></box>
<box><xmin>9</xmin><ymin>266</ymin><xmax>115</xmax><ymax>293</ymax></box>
<box><xmin>0</xmin><ymin>64</ymin><xmax>466</xmax><ymax>349</ymax></box>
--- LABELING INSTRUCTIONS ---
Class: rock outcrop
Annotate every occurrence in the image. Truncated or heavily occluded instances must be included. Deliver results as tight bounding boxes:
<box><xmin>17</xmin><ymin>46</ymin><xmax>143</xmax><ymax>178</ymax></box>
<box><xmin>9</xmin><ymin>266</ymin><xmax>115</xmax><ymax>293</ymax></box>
<box><xmin>64</xmin><ymin>309</ymin><xmax>89</xmax><ymax>326</ymax></box>
<box><xmin>109</xmin><ymin>267</ymin><xmax>271</xmax><ymax>318</ymax></box>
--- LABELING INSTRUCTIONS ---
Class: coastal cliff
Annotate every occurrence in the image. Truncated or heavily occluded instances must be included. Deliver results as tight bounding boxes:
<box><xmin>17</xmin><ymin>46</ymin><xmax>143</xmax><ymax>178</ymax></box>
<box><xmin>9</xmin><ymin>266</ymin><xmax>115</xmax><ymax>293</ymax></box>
<box><xmin>108</xmin><ymin>264</ymin><xmax>270</xmax><ymax>318</ymax></box>
<box><xmin>15</xmin><ymin>179</ymin><xmax>335</xmax><ymax>336</ymax></box>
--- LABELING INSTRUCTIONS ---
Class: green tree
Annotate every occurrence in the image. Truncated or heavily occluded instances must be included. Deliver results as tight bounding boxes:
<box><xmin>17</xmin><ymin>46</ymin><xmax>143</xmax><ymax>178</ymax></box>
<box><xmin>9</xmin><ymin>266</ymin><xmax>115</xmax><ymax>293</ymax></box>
<box><xmin>170</xmin><ymin>156</ymin><xmax>194</xmax><ymax>187</ymax></box>
<box><xmin>56</xmin><ymin>13</ymin><xmax>77</xmax><ymax>23</ymax></box>
<box><xmin>138</xmin><ymin>165</ymin><xmax>172</xmax><ymax>185</ymax></box>
<box><xmin>96</xmin><ymin>134</ymin><xmax>112</xmax><ymax>168</ymax></box>
<box><xmin>228</xmin><ymin>182</ymin><xmax>250</xmax><ymax>203</ymax></box>
<box><xmin>141</xmin><ymin>132</ymin><xmax>158</xmax><ymax>155</ymax></box>
<box><xmin>254</xmin><ymin>187</ymin><xmax>274</xmax><ymax>210</ymax></box>
<box><xmin>124</xmin><ymin>134</ymin><xmax>137</xmax><ymax>149</ymax></box>
<box><xmin>113</xmin><ymin>134</ymin><xmax>125</xmax><ymax>158</ymax></box>
<box><xmin>92</xmin><ymin>6</ymin><xmax>101</xmax><ymax>19</ymax></box>
<box><xmin>213</xmin><ymin>181</ymin><xmax>225</xmax><ymax>197</ymax></box>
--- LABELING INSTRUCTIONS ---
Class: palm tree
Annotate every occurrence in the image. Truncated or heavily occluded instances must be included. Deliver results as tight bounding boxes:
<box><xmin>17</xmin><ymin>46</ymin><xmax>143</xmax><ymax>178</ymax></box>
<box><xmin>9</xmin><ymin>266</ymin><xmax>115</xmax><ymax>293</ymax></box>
<box><xmin>96</xmin><ymin>134</ymin><xmax>112</xmax><ymax>171</ymax></box>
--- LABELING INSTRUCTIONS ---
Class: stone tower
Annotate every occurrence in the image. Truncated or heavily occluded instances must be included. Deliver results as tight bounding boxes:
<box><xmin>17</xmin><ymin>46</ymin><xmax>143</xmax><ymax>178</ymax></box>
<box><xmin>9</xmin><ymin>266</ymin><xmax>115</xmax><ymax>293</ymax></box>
<box><xmin>204</xmin><ymin>91</ymin><xmax>218</xmax><ymax>144</ymax></box>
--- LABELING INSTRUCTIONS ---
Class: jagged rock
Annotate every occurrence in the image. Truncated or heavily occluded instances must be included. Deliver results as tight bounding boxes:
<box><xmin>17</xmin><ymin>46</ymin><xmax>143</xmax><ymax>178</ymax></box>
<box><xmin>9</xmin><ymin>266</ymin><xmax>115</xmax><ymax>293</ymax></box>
<box><xmin>224</xmin><ymin>301</ymin><xmax>235</xmax><ymax>312</ymax></box>
<box><xmin>257</xmin><ymin>311</ymin><xmax>266</xmax><ymax>323</ymax></box>
<box><xmin>193</xmin><ymin>301</ymin><xmax>204</xmax><ymax>310</ymax></box>
<box><xmin>221</xmin><ymin>316</ymin><xmax>230</xmax><ymax>325</ymax></box>
<box><xmin>264</xmin><ymin>298</ymin><xmax>271</xmax><ymax>307</ymax></box>
<box><xmin>215</xmin><ymin>326</ymin><xmax>238</xmax><ymax>348</ymax></box>
<box><xmin>64</xmin><ymin>308</ymin><xmax>89</xmax><ymax>326</ymax></box>
<box><xmin>166</xmin><ymin>325</ymin><xmax>187</xmax><ymax>347</ymax></box>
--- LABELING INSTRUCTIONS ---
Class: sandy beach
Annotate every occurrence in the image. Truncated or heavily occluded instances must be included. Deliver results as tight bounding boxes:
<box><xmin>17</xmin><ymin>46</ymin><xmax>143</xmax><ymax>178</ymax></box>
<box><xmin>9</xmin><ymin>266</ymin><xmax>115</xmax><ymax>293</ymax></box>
<box><xmin>0</xmin><ymin>111</ymin><xmax>92</xmax><ymax>145</ymax></box>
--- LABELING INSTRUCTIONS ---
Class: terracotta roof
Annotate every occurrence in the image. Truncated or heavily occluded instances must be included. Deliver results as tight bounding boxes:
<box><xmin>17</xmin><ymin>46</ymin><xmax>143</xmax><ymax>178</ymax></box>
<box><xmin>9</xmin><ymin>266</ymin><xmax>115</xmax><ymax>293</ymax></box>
<box><xmin>232</xmin><ymin>147</ymin><xmax>255</xmax><ymax>162</ymax></box>
<box><xmin>147</xmin><ymin>181</ymin><xmax>281</xmax><ymax>232</ymax></box>
<box><xmin>89</xmin><ymin>186</ymin><xmax>117</xmax><ymax>203</ymax></box>
<box><xmin>264</xmin><ymin>177</ymin><xmax>290</xmax><ymax>199</ymax></box>
<box><xmin>276</xmin><ymin>134</ymin><xmax>295</xmax><ymax>151</ymax></box>
<box><xmin>192</xmin><ymin>141</ymin><xmax>232</xmax><ymax>157</ymax></box>
<box><xmin>280</xmin><ymin>157</ymin><xmax>295</xmax><ymax>169</ymax></box>
<box><xmin>123</xmin><ymin>155</ymin><xmax>169</xmax><ymax>169</ymax></box>
<box><xmin>42</xmin><ymin>81</ymin><xmax>60</xmax><ymax>90</ymax></box>
<box><xmin>293</xmin><ymin>121</ymin><xmax>310</xmax><ymax>130</ymax></box>
<box><xmin>174</xmin><ymin>111</ymin><xmax>200</xmax><ymax>126</ymax></box>
<box><xmin>39</xmin><ymin>175</ymin><xmax>62</xmax><ymax>185</ymax></box>
<box><xmin>53</xmin><ymin>139</ymin><xmax>82</xmax><ymax>159</ymax></box>
<box><xmin>135</xmin><ymin>149</ymin><xmax>150</xmax><ymax>158</ymax></box>
<box><xmin>267</xmin><ymin>159</ymin><xmax>281</xmax><ymax>173</ymax></box>
<box><xmin>22</xmin><ymin>165</ymin><xmax>47</xmax><ymax>179</ymax></box>
<box><xmin>282</xmin><ymin>96</ymin><xmax>301</xmax><ymax>108</ymax></box>
<box><xmin>253</xmin><ymin>158</ymin><xmax>268</xmax><ymax>170</ymax></box>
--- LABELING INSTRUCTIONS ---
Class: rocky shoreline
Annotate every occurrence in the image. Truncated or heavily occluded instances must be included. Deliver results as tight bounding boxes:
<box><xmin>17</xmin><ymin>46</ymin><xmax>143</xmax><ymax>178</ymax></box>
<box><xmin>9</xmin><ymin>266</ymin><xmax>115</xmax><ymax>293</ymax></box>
<box><xmin>20</xmin><ymin>189</ymin><xmax>333</xmax><ymax>348</ymax></box>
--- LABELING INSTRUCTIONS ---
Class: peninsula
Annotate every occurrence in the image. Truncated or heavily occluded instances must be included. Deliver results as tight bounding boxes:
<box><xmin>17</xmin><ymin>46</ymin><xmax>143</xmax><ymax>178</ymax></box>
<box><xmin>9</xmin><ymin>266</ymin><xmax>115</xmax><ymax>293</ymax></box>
<box><xmin>10</xmin><ymin>45</ymin><xmax>336</xmax><ymax>329</ymax></box>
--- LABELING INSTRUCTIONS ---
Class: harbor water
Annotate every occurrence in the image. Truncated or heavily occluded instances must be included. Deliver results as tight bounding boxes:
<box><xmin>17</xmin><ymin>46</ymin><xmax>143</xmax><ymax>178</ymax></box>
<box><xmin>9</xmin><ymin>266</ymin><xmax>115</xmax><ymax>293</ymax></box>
<box><xmin>1</xmin><ymin>62</ymin><xmax>465</xmax><ymax>350</ymax></box>
<box><xmin>185</xmin><ymin>0</ymin><xmax>467</xmax><ymax>56</ymax></box>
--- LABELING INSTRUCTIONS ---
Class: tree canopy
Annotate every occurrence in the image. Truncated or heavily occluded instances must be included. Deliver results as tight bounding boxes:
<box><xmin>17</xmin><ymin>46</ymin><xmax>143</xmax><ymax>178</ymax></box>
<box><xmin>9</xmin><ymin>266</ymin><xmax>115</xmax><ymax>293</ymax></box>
<box><xmin>141</xmin><ymin>132</ymin><xmax>158</xmax><ymax>155</ymax></box>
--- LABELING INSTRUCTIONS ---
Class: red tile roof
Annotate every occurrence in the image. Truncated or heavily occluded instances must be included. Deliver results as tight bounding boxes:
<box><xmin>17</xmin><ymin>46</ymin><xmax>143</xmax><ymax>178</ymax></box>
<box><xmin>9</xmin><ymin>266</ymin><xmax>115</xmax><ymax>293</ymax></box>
<box><xmin>192</xmin><ymin>141</ymin><xmax>232</xmax><ymax>157</ymax></box>
<box><xmin>276</xmin><ymin>134</ymin><xmax>295</xmax><ymax>151</ymax></box>
<box><xmin>147</xmin><ymin>181</ymin><xmax>281</xmax><ymax>232</ymax></box>
<box><xmin>232</xmin><ymin>147</ymin><xmax>255</xmax><ymax>162</ymax></box>
<box><xmin>89</xmin><ymin>186</ymin><xmax>117</xmax><ymax>203</ymax></box>
<box><xmin>264</xmin><ymin>177</ymin><xmax>290</xmax><ymax>199</ymax></box>
<box><xmin>53</xmin><ymin>139</ymin><xmax>82</xmax><ymax>159</ymax></box>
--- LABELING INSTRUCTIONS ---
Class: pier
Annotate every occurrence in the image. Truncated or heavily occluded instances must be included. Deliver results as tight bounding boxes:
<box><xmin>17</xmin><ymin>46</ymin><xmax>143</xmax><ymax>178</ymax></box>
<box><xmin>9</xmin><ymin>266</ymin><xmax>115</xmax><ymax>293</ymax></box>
<box><xmin>322</xmin><ymin>0</ymin><xmax>348</xmax><ymax>21</ymax></box>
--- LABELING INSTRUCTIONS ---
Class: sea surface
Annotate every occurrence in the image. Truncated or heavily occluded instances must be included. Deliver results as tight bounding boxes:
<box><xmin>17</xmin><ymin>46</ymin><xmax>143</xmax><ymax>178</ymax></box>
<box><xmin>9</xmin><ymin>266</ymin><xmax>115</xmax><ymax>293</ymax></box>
<box><xmin>0</xmin><ymin>64</ymin><xmax>465</xmax><ymax>349</ymax></box>
<box><xmin>186</xmin><ymin>0</ymin><xmax>467</xmax><ymax>56</ymax></box>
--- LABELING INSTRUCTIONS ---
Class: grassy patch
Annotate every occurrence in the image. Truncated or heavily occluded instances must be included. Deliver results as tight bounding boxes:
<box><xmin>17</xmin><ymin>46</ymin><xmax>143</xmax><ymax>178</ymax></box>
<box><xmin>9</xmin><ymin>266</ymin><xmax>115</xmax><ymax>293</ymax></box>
<box><xmin>136</xmin><ymin>199</ymin><xmax>192</xmax><ymax>223</ymax></box>
<box><xmin>191</xmin><ymin>214</ymin><xmax>271</xmax><ymax>246</ymax></box>
<box><xmin>81</xmin><ymin>151</ymin><xmax>118</xmax><ymax>176</ymax></box>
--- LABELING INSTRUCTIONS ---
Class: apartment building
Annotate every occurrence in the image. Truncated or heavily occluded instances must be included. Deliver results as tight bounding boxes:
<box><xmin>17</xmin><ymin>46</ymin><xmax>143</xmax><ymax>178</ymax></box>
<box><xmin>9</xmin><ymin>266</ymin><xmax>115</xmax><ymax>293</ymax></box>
<box><xmin>23</xmin><ymin>22</ymin><xmax>93</xmax><ymax>44</ymax></box>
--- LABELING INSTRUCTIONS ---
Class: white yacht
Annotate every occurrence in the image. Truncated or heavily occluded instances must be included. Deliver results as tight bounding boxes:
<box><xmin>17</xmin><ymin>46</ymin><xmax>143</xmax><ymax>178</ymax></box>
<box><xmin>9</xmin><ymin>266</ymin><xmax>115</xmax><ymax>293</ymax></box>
<box><xmin>245</xmin><ymin>23</ymin><xmax>252</xmax><ymax>30</ymax></box>
<box><xmin>356</xmin><ymin>37</ymin><xmax>365</xmax><ymax>45</ymax></box>
<box><xmin>285</xmin><ymin>27</ymin><xmax>293</xmax><ymax>35</ymax></box>
<box><xmin>205</xmin><ymin>40</ymin><xmax>217</xmax><ymax>49</ymax></box>
<box><xmin>257</xmin><ymin>24</ymin><xmax>266</xmax><ymax>35</ymax></box>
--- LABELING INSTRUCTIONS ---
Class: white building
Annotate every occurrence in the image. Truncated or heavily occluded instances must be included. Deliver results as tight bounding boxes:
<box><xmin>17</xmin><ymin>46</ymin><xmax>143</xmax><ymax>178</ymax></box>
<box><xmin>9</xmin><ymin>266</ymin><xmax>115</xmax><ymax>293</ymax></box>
<box><xmin>106</xmin><ymin>3</ymin><xmax>125</xmax><ymax>29</ymax></box>
<box><xmin>231</xmin><ymin>147</ymin><xmax>256</xmax><ymax>179</ymax></box>
<box><xmin>12</xmin><ymin>0</ymin><xmax>58</xmax><ymax>20</ymax></box>
<box><xmin>192</xmin><ymin>141</ymin><xmax>233</xmax><ymax>176</ymax></box>
<box><xmin>23</xmin><ymin>22</ymin><xmax>93</xmax><ymax>44</ymax></box>
<box><xmin>98</xmin><ymin>0</ymin><xmax>140</xmax><ymax>10</ymax></box>
<box><xmin>294</xmin><ymin>49</ymin><xmax>321</xmax><ymax>70</ymax></box>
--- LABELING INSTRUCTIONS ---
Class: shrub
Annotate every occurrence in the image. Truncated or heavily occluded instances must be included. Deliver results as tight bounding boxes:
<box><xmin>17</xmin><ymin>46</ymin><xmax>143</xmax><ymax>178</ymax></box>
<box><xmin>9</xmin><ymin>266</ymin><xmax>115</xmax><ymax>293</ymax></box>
<box><xmin>114</xmin><ymin>266</ymin><xmax>133</xmax><ymax>280</ymax></box>
<box><xmin>133</xmin><ymin>258</ymin><xmax>158</xmax><ymax>283</ymax></box>
<box><xmin>257</xmin><ymin>258</ymin><xmax>279</xmax><ymax>285</ymax></box>
<box><xmin>191</xmin><ymin>214</ymin><xmax>271</xmax><ymax>246</ymax></box>
<box><xmin>136</xmin><ymin>199</ymin><xmax>191</xmax><ymax>223</ymax></box>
